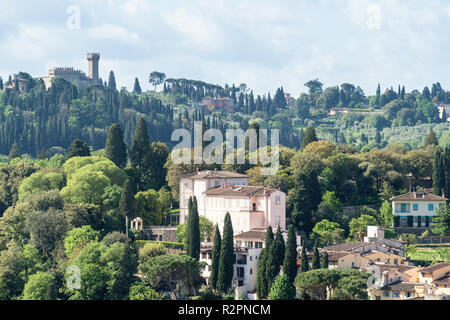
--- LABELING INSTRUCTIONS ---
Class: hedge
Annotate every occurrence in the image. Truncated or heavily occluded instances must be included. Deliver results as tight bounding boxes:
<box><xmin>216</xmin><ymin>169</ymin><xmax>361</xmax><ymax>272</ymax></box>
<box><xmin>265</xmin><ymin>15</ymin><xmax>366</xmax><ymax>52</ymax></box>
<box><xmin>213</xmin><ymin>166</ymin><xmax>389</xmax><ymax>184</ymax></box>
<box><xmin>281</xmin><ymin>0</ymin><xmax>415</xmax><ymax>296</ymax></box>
<box><xmin>135</xmin><ymin>240</ymin><xmax>185</xmax><ymax>250</ymax></box>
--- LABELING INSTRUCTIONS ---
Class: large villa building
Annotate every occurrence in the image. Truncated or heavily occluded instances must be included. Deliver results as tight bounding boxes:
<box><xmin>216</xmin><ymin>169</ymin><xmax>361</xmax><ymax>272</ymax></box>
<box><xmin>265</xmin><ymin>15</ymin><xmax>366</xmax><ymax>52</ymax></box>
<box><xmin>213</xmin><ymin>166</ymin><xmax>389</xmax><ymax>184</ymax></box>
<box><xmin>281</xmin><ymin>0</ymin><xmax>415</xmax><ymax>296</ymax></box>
<box><xmin>390</xmin><ymin>190</ymin><xmax>447</xmax><ymax>229</ymax></box>
<box><xmin>179</xmin><ymin>170</ymin><xmax>286</xmax><ymax>235</ymax></box>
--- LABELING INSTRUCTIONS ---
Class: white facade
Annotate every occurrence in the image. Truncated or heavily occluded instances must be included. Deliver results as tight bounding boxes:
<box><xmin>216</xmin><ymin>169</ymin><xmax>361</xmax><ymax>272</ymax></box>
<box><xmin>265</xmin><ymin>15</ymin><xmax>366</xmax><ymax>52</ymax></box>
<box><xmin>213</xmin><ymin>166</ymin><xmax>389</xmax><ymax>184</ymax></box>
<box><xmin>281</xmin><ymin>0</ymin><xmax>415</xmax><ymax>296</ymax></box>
<box><xmin>391</xmin><ymin>198</ymin><xmax>446</xmax><ymax>227</ymax></box>
<box><xmin>179</xmin><ymin>171</ymin><xmax>286</xmax><ymax>234</ymax></box>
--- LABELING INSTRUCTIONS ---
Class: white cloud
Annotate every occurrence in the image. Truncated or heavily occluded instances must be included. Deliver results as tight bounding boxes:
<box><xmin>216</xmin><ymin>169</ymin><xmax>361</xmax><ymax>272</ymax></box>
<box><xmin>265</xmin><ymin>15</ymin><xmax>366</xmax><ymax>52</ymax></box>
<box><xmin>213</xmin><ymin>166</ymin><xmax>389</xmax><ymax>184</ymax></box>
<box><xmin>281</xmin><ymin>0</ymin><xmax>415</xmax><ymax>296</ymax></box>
<box><xmin>87</xmin><ymin>24</ymin><xmax>141</xmax><ymax>45</ymax></box>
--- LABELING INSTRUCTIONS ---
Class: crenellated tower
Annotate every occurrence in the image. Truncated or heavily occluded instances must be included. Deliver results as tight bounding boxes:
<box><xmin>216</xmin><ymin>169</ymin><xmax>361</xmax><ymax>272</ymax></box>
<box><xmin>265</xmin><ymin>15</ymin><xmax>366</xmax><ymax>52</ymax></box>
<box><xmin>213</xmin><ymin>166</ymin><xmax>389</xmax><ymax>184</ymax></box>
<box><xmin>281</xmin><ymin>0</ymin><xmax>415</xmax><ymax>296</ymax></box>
<box><xmin>87</xmin><ymin>53</ymin><xmax>100</xmax><ymax>81</ymax></box>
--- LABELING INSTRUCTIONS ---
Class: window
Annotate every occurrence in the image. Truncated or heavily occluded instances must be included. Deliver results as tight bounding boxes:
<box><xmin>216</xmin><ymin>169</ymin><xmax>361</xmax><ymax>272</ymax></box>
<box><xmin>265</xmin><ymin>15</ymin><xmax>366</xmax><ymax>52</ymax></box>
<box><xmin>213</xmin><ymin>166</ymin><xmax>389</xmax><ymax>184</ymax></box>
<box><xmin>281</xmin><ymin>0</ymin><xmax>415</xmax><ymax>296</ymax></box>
<box><xmin>392</xmin><ymin>291</ymin><xmax>400</xmax><ymax>298</ymax></box>
<box><xmin>428</xmin><ymin>204</ymin><xmax>434</xmax><ymax>211</ymax></box>
<box><xmin>252</xmin><ymin>203</ymin><xmax>256</xmax><ymax>211</ymax></box>
<box><xmin>413</xmin><ymin>204</ymin><xmax>418</xmax><ymax>211</ymax></box>
<box><xmin>249</xmin><ymin>256</ymin><xmax>253</xmax><ymax>261</ymax></box>
<box><xmin>400</xmin><ymin>204</ymin><xmax>407</xmax><ymax>213</ymax></box>
<box><xmin>255</xmin><ymin>242</ymin><xmax>263</xmax><ymax>249</ymax></box>
<box><xmin>236</xmin><ymin>267</ymin><xmax>245</xmax><ymax>278</ymax></box>
<box><xmin>275</xmin><ymin>196</ymin><xmax>281</xmax><ymax>205</ymax></box>
<box><xmin>250</xmin><ymin>269</ymin><xmax>253</xmax><ymax>275</ymax></box>
<box><xmin>406</xmin><ymin>292</ymin><xmax>411</xmax><ymax>298</ymax></box>
<box><xmin>383</xmin><ymin>291</ymin><xmax>390</xmax><ymax>297</ymax></box>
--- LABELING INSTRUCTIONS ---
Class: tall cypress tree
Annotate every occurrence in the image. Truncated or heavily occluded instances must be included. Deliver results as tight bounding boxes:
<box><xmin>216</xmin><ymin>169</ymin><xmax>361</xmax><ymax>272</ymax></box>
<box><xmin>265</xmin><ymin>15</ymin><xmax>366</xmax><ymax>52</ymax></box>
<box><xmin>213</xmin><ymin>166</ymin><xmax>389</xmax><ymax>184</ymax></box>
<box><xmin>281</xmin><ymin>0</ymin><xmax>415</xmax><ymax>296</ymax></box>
<box><xmin>130</xmin><ymin>118</ymin><xmax>150</xmax><ymax>190</ymax></box>
<box><xmin>433</xmin><ymin>149</ymin><xmax>445</xmax><ymax>196</ymax></box>
<box><xmin>210</xmin><ymin>224</ymin><xmax>221</xmax><ymax>290</ymax></box>
<box><xmin>186</xmin><ymin>196</ymin><xmax>200</xmax><ymax>260</ymax></box>
<box><xmin>108</xmin><ymin>70</ymin><xmax>117</xmax><ymax>90</ymax></box>
<box><xmin>301</xmin><ymin>126</ymin><xmax>317</xmax><ymax>149</ymax></box>
<box><xmin>299</xmin><ymin>241</ymin><xmax>309</xmax><ymax>273</ymax></box>
<box><xmin>133</xmin><ymin>78</ymin><xmax>142</xmax><ymax>94</ymax></box>
<box><xmin>8</xmin><ymin>142</ymin><xmax>20</xmax><ymax>160</ymax></box>
<box><xmin>256</xmin><ymin>248</ymin><xmax>267</xmax><ymax>299</ymax></box>
<box><xmin>119</xmin><ymin>180</ymin><xmax>137</xmax><ymax>238</ymax></box>
<box><xmin>217</xmin><ymin>212</ymin><xmax>234</xmax><ymax>294</ymax></box>
<box><xmin>321</xmin><ymin>251</ymin><xmax>329</xmax><ymax>269</ymax></box>
<box><xmin>444</xmin><ymin>147</ymin><xmax>450</xmax><ymax>198</ymax></box>
<box><xmin>105</xmin><ymin>123</ymin><xmax>127</xmax><ymax>168</ymax></box>
<box><xmin>311</xmin><ymin>242</ymin><xmax>320</xmax><ymax>270</ymax></box>
<box><xmin>265</xmin><ymin>226</ymin><xmax>285</xmax><ymax>289</ymax></box>
<box><xmin>67</xmin><ymin>139</ymin><xmax>90</xmax><ymax>159</ymax></box>
<box><xmin>283</xmin><ymin>225</ymin><xmax>297</xmax><ymax>283</ymax></box>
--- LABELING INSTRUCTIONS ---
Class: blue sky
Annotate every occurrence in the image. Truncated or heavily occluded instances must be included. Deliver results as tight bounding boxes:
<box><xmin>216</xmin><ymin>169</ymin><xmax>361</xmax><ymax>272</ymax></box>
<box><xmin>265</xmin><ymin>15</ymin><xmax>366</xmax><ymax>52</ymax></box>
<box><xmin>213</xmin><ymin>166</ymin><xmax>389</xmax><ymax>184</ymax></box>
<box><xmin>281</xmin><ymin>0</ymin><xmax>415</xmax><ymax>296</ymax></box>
<box><xmin>0</xmin><ymin>0</ymin><xmax>449</xmax><ymax>97</ymax></box>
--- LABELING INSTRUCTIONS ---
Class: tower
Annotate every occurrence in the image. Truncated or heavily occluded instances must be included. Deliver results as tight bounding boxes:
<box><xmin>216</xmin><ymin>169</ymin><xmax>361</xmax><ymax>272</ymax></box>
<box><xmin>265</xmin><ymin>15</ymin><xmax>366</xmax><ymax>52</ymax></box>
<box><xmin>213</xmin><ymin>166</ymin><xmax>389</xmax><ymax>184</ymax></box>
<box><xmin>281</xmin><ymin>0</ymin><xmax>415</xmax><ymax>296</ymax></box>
<box><xmin>87</xmin><ymin>53</ymin><xmax>100</xmax><ymax>81</ymax></box>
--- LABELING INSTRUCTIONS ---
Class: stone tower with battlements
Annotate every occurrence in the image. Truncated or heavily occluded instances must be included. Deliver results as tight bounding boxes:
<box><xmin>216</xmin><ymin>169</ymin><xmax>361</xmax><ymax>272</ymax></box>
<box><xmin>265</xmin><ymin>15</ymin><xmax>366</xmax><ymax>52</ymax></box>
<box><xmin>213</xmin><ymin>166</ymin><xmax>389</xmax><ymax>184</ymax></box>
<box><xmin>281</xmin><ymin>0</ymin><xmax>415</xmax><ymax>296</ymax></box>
<box><xmin>87</xmin><ymin>53</ymin><xmax>100</xmax><ymax>81</ymax></box>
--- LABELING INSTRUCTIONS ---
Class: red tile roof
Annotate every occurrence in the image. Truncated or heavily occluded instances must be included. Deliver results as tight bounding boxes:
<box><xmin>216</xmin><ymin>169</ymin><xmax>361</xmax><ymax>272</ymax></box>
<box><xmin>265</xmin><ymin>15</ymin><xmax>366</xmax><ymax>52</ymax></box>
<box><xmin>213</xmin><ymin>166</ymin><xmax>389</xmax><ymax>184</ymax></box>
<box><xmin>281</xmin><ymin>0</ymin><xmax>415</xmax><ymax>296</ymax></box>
<box><xmin>390</xmin><ymin>191</ymin><xmax>447</xmax><ymax>202</ymax></box>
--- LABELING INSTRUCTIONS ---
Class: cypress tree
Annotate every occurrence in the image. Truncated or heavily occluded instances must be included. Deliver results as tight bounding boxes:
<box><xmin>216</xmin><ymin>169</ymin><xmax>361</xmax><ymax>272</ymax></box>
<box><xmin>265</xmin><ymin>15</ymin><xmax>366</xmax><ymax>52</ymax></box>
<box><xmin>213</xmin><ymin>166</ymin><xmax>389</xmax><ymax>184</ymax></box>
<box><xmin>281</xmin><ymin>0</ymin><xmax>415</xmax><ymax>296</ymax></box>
<box><xmin>0</xmin><ymin>77</ymin><xmax>3</xmax><ymax>90</ymax></box>
<box><xmin>444</xmin><ymin>147</ymin><xmax>450</xmax><ymax>198</ymax></box>
<box><xmin>311</xmin><ymin>242</ymin><xmax>320</xmax><ymax>270</ymax></box>
<box><xmin>299</xmin><ymin>241</ymin><xmax>309</xmax><ymax>273</ymax></box>
<box><xmin>130</xmin><ymin>118</ymin><xmax>150</xmax><ymax>190</ymax></box>
<box><xmin>265</xmin><ymin>226</ymin><xmax>274</xmax><ymax>250</ymax></box>
<box><xmin>186</xmin><ymin>196</ymin><xmax>200</xmax><ymax>260</ymax></box>
<box><xmin>321</xmin><ymin>251</ymin><xmax>329</xmax><ymax>269</ymax></box>
<box><xmin>8</xmin><ymin>142</ymin><xmax>20</xmax><ymax>160</ymax></box>
<box><xmin>265</xmin><ymin>226</ymin><xmax>285</xmax><ymax>289</ymax></box>
<box><xmin>119</xmin><ymin>180</ymin><xmax>137</xmax><ymax>238</ymax></box>
<box><xmin>217</xmin><ymin>212</ymin><xmax>234</xmax><ymax>294</ymax></box>
<box><xmin>67</xmin><ymin>139</ymin><xmax>90</xmax><ymax>159</ymax></box>
<box><xmin>283</xmin><ymin>225</ymin><xmax>297</xmax><ymax>283</ymax></box>
<box><xmin>256</xmin><ymin>248</ymin><xmax>267</xmax><ymax>299</ymax></box>
<box><xmin>433</xmin><ymin>149</ymin><xmax>445</xmax><ymax>196</ymax></box>
<box><xmin>301</xmin><ymin>126</ymin><xmax>317</xmax><ymax>149</ymax></box>
<box><xmin>210</xmin><ymin>224</ymin><xmax>221</xmax><ymax>290</ymax></box>
<box><xmin>108</xmin><ymin>70</ymin><xmax>117</xmax><ymax>90</ymax></box>
<box><xmin>105</xmin><ymin>123</ymin><xmax>127</xmax><ymax>168</ymax></box>
<box><xmin>425</xmin><ymin>129</ymin><xmax>439</xmax><ymax>146</ymax></box>
<box><xmin>375</xmin><ymin>130</ymin><xmax>381</xmax><ymax>144</ymax></box>
<box><xmin>185</xmin><ymin>197</ymin><xmax>193</xmax><ymax>250</ymax></box>
<box><xmin>133</xmin><ymin>78</ymin><xmax>142</xmax><ymax>94</ymax></box>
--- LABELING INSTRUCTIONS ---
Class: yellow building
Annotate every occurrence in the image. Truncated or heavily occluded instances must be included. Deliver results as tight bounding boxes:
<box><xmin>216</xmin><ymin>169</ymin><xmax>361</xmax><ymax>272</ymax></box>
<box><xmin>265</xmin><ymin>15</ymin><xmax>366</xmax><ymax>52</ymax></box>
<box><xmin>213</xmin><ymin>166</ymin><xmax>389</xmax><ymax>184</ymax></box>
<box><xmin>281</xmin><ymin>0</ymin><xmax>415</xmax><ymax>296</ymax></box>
<box><xmin>362</xmin><ymin>251</ymin><xmax>408</xmax><ymax>266</ymax></box>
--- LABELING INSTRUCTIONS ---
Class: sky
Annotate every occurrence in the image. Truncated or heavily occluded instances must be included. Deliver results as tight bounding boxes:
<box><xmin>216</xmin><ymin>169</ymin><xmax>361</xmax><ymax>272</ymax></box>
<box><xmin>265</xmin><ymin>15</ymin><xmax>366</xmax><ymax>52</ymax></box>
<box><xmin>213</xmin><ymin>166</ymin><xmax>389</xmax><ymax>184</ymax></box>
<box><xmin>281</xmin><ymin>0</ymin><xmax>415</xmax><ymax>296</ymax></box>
<box><xmin>0</xmin><ymin>0</ymin><xmax>449</xmax><ymax>97</ymax></box>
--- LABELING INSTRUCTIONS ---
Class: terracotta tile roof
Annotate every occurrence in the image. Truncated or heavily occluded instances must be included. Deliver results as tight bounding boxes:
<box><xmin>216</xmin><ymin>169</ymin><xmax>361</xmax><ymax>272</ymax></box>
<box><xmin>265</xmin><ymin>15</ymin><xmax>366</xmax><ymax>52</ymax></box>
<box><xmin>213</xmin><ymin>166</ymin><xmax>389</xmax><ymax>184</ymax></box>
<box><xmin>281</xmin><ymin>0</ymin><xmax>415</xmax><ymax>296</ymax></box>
<box><xmin>234</xmin><ymin>228</ymin><xmax>267</xmax><ymax>241</ymax></box>
<box><xmin>203</xmin><ymin>184</ymin><xmax>278</xmax><ymax>197</ymax></box>
<box><xmin>380</xmin><ymin>281</ymin><xmax>420</xmax><ymax>292</ymax></box>
<box><xmin>434</xmin><ymin>274</ymin><xmax>450</xmax><ymax>285</ymax></box>
<box><xmin>324</xmin><ymin>241</ymin><xmax>370</xmax><ymax>252</ymax></box>
<box><xmin>180</xmin><ymin>170</ymin><xmax>248</xmax><ymax>180</ymax></box>
<box><xmin>390</xmin><ymin>191</ymin><xmax>448</xmax><ymax>202</ymax></box>
<box><xmin>420</xmin><ymin>262</ymin><xmax>450</xmax><ymax>273</ymax></box>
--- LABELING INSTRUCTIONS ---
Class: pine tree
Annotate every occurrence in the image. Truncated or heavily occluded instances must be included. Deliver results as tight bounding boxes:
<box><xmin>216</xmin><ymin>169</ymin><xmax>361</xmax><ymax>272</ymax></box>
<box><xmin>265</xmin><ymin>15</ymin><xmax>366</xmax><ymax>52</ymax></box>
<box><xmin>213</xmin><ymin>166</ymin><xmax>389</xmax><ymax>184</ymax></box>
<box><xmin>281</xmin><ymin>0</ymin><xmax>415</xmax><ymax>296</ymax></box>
<box><xmin>119</xmin><ymin>180</ymin><xmax>137</xmax><ymax>238</ymax></box>
<box><xmin>321</xmin><ymin>251</ymin><xmax>329</xmax><ymax>269</ymax></box>
<box><xmin>130</xmin><ymin>118</ymin><xmax>150</xmax><ymax>190</ymax></box>
<box><xmin>311</xmin><ymin>242</ymin><xmax>320</xmax><ymax>269</ymax></box>
<box><xmin>105</xmin><ymin>123</ymin><xmax>127</xmax><ymax>168</ymax></box>
<box><xmin>186</xmin><ymin>196</ymin><xmax>200</xmax><ymax>260</ymax></box>
<box><xmin>217</xmin><ymin>212</ymin><xmax>234</xmax><ymax>294</ymax></box>
<box><xmin>133</xmin><ymin>78</ymin><xmax>142</xmax><ymax>94</ymax></box>
<box><xmin>283</xmin><ymin>225</ymin><xmax>297</xmax><ymax>283</ymax></box>
<box><xmin>8</xmin><ymin>142</ymin><xmax>20</xmax><ymax>160</ymax></box>
<box><xmin>67</xmin><ymin>139</ymin><xmax>90</xmax><ymax>159</ymax></box>
<box><xmin>433</xmin><ymin>149</ymin><xmax>445</xmax><ymax>196</ymax></box>
<box><xmin>108</xmin><ymin>71</ymin><xmax>117</xmax><ymax>90</ymax></box>
<box><xmin>210</xmin><ymin>224</ymin><xmax>221</xmax><ymax>290</ymax></box>
<box><xmin>301</xmin><ymin>126</ymin><xmax>317</xmax><ymax>149</ymax></box>
<box><xmin>299</xmin><ymin>241</ymin><xmax>309</xmax><ymax>273</ymax></box>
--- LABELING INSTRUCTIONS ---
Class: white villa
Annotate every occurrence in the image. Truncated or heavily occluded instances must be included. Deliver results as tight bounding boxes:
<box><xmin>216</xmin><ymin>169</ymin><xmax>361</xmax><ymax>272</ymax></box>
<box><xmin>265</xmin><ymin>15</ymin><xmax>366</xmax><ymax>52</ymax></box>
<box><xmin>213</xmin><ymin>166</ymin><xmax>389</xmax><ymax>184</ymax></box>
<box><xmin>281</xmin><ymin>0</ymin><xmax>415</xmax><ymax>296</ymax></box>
<box><xmin>390</xmin><ymin>191</ymin><xmax>448</xmax><ymax>228</ymax></box>
<box><xmin>179</xmin><ymin>170</ymin><xmax>286</xmax><ymax>234</ymax></box>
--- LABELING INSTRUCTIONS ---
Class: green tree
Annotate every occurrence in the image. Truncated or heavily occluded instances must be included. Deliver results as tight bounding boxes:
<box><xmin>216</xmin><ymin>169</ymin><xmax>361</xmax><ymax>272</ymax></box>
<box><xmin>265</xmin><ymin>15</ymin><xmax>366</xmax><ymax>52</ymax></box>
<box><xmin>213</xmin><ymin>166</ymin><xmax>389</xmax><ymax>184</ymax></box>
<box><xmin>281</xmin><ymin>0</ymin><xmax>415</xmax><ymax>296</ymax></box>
<box><xmin>64</xmin><ymin>225</ymin><xmax>101</xmax><ymax>257</ymax></box>
<box><xmin>256</xmin><ymin>248</ymin><xmax>267</xmax><ymax>299</ymax></box>
<box><xmin>349</xmin><ymin>214</ymin><xmax>378</xmax><ymax>240</ymax></box>
<box><xmin>210</xmin><ymin>224</ymin><xmax>221</xmax><ymax>290</ymax></box>
<box><xmin>149</xmin><ymin>72</ymin><xmax>166</xmax><ymax>91</ymax></box>
<box><xmin>129</xmin><ymin>118</ymin><xmax>150</xmax><ymax>190</ymax></box>
<box><xmin>186</xmin><ymin>196</ymin><xmax>200</xmax><ymax>260</ymax></box>
<box><xmin>9</xmin><ymin>142</ymin><xmax>21</xmax><ymax>160</ymax></box>
<box><xmin>283</xmin><ymin>225</ymin><xmax>298</xmax><ymax>283</ymax></box>
<box><xmin>312</xmin><ymin>219</ymin><xmax>344</xmax><ymax>246</ymax></box>
<box><xmin>129</xmin><ymin>281</ymin><xmax>162</xmax><ymax>300</ymax></box>
<box><xmin>133</xmin><ymin>78</ymin><xmax>142</xmax><ymax>94</ymax></box>
<box><xmin>138</xmin><ymin>242</ymin><xmax>168</xmax><ymax>261</ymax></box>
<box><xmin>265</xmin><ymin>225</ymin><xmax>285</xmax><ymax>289</ymax></box>
<box><xmin>311</xmin><ymin>242</ymin><xmax>320</xmax><ymax>270</ymax></box>
<box><xmin>425</xmin><ymin>129</ymin><xmax>439</xmax><ymax>147</ymax></box>
<box><xmin>217</xmin><ymin>212</ymin><xmax>234</xmax><ymax>294</ymax></box>
<box><xmin>268</xmin><ymin>274</ymin><xmax>296</xmax><ymax>300</ymax></box>
<box><xmin>321</xmin><ymin>251</ymin><xmax>329</xmax><ymax>269</ymax></box>
<box><xmin>379</xmin><ymin>200</ymin><xmax>394</xmax><ymax>227</ymax></box>
<box><xmin>105</xmin><ymin>123</ymin><xmax>127</xmax><ymax>169</ymax></box>
<box><xmin>119</xmin><ymin>180</ymin><xmax>137</xmax><ymax>237</ymax></box>
<box><xmin>301</xmin><ymin>127</ymin><xmax>318</xmax><ymax>149</ymax></box>
<box><xmin>135</xmin><ymin>189</ymin><xmax>163</xmax><ymax>226</ymax></box>
<box><xmin>433</xmin><ymin>149</ymin><xmax>446</xmax><ymax>196</ymax></box>
<box><xmin>108</xmin><ymin>70</ymin><xmax>116</xmax><ymax>90</ymax></box>
<box><xmin>432</xmin><ymin>204</ymin><xmax>450</xmax><ymax>236</ymax></box>
<box><xmin>67</xmin><ymin>139</ymin><xmax>90</xmax><ymax>159</ymax></box>
<box><xmin>299</xmin><ymin>242</ymin><xmax>309</xmax><ymax>273</ymax></box>
<box><xmin>22</xmin><ymin>272</ymin><xmax>56</xmax><ymax>300</ymax></box>
<box><xmin>17</xmin><ymin>171</ymin><xmax>64</xmax><ymax>202</ymax></box>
